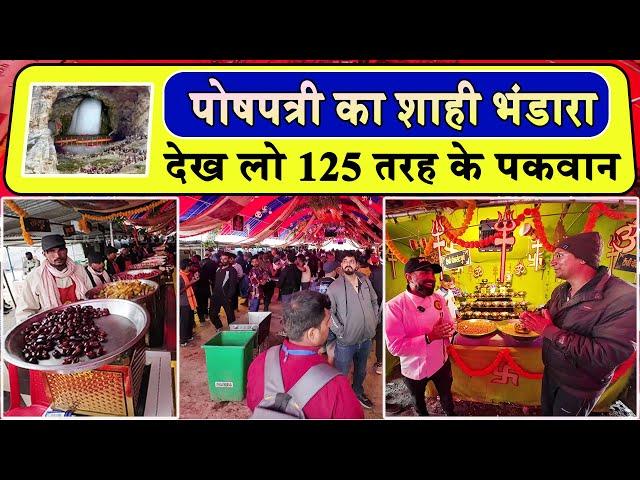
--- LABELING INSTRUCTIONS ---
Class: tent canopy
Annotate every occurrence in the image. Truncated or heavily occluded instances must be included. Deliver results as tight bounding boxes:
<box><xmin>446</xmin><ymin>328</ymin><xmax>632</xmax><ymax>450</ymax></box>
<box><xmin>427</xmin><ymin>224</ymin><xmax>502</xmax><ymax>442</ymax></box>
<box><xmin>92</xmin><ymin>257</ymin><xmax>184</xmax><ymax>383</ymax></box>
<box><xmin>386</xmin><ymin>198</ymin><xmax>637</xmax><ymax>262</ymax></box>
<box><xmin>3</xmin><ymin>199</ymin><xmax>176</xmax><ymax>246</ymax></box>
<box><xmin>180</xmin><ymin>196</ymin><xmax>382</xmax><ymax>247</ymax></box>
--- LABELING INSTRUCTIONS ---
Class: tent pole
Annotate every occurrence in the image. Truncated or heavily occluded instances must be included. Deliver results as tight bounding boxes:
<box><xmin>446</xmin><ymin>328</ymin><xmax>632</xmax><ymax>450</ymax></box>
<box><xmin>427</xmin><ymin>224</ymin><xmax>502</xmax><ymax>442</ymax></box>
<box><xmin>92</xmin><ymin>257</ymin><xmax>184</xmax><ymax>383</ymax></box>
<box><xmin>3</xmin><ymin>269</ymin><xmax>16</xmax><ymax>306</ymax></box>
<box><xmin>5</xmin><ymin>246</ymin><xmax>15</xmax><ymax>282</ymax></box>
<box><xmin>109</xmin><ymin>221</ymin><xmax>114</xmax><ymax>247</ymax></box>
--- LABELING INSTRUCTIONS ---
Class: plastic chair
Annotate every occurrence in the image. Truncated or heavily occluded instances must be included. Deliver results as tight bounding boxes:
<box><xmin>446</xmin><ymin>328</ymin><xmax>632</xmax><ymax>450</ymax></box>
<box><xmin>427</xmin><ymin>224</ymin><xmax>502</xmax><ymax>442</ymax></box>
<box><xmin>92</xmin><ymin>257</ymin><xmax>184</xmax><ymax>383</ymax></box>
<box><xmin>3</xmin><ymin>362</ymin><xmax>50</xmax><ymax>417</ymax></box>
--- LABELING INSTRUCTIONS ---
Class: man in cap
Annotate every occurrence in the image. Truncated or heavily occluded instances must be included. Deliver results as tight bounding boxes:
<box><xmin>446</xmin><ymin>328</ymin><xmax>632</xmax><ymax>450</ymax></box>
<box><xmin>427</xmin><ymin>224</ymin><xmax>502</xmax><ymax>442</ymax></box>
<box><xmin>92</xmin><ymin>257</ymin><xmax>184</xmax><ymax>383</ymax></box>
<box><xmin>15</xmin><ymin>234</ymin><xmax>93</xmax><ymax>323</ymax></box>
<box><xmin>385</xmin><ymin>258</ymin><xmax>456</xmax><ymax>416</ymax></box>
<box><xmin>520</xmin><ymin>232</ymin><xmax>636</xmax><ymax>416</ymax></box>
<box><xmin>84</xmin><ymin>252</ymin><xmax>112</xmax><ymax>287</ymax></box>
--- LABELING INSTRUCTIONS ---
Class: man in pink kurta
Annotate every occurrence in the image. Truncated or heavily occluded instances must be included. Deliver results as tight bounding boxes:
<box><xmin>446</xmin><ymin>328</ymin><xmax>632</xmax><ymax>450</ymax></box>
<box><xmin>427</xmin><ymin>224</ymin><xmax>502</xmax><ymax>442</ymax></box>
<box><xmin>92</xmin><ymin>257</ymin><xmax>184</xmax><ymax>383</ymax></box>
<box><xmin>385</xmin><ymin>258</ymin><xmax>456</xmax><ymax>416</ymax></box>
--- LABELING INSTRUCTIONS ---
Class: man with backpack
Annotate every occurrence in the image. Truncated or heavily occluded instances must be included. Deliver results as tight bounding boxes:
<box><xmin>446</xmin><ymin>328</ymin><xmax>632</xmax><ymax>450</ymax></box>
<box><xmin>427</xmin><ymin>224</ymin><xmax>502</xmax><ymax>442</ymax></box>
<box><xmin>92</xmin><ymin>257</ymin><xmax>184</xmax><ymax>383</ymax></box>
<box><xmin>246</xmin><ymin>290</ymin><xmax>364</xmax><ymax>419</ymax></box>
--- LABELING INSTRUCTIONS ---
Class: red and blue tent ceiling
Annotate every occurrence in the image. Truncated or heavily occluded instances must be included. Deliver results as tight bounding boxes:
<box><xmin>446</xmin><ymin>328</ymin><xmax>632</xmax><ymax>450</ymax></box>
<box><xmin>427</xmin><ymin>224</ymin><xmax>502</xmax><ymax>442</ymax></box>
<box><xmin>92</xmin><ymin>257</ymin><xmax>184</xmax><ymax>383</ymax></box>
<box><xmin>179</xmin><ymin>196</ymin><xmax>382</xmax><ymax>243</ymax></box>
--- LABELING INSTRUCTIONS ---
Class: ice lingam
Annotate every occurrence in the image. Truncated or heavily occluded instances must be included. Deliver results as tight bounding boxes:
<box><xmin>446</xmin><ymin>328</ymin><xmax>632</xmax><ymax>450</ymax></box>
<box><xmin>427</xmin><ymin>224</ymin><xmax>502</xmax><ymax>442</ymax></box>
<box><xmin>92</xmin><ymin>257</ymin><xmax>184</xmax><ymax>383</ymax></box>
<box><xmin>55</xmin><ymin>97</ymin><xmax>113</xmax><ymax>155</ymax></box>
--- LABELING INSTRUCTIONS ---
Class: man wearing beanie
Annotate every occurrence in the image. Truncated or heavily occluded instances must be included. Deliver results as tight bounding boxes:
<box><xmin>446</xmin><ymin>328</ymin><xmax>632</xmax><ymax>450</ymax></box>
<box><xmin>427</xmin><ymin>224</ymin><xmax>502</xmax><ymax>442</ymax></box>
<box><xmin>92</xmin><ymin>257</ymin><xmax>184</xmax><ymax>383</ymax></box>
<box><xmin>521</xmin><ymin>231</ymin><xmax>636</xmax><ymax>416</ymax></box>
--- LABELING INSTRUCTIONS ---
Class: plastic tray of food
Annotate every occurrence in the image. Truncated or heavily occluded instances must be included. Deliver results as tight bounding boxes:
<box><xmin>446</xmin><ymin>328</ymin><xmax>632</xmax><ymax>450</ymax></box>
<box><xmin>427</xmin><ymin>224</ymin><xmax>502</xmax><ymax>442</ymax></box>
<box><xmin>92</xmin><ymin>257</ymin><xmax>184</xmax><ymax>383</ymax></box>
<box><xmin>85</xmin><ymin>279</ymin><xmax>159</xmax><ymax>304</ymax></box>
<box><xmin>3</xmin><ymin>299</ymin><xmax>149</xmax><ymax>374</ymax></box>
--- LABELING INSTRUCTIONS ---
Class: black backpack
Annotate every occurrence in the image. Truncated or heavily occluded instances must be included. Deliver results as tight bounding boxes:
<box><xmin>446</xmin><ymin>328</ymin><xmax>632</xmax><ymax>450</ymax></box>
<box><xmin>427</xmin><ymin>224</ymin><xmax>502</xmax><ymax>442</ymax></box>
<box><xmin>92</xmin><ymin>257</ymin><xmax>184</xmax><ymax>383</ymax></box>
<box><xmin>250</xmin><ymin>345</ymin><xmax>339</xmax><ymax>419</ymax></box>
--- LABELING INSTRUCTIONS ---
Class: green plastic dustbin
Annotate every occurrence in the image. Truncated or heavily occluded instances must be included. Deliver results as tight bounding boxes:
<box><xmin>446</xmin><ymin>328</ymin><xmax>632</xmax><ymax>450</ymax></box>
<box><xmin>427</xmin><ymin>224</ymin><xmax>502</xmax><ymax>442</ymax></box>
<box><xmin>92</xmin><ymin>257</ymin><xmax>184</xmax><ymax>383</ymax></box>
<box><xmin>202</xmin><ymin>330</ymin><xmax>257</xmax><ymax>401</ymax></box>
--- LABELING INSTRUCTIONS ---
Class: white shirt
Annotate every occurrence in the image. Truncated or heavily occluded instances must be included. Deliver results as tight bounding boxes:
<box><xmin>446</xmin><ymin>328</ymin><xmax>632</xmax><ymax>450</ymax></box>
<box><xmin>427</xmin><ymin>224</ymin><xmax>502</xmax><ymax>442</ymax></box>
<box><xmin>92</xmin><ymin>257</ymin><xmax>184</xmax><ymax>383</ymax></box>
<box><xmin>437</xmin><ymin>287</ymin><xmax>458</xmax><ymax>320</ymax></box>
<box><xmin>15</xmin><ymin>264</ymin><xmax>93</xmax><ymax>323</ymax></box>
<box><xmin>385</xmin><ymin>290</ymin><xmax>454</xmax><ymax>380</ymax></box>
<box><xmin>23</xmin><ymin>257</ymin><xmax>40</xmax><ymax>273</ymax></box>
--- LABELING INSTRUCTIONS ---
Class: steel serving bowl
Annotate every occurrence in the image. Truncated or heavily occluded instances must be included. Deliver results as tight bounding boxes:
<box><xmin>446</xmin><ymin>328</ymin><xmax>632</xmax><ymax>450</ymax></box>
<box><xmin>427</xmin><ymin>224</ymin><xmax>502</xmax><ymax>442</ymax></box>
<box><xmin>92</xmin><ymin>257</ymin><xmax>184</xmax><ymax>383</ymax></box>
<box><xmin>3</xmin><ymin>299</ymin><xmax>149</xmax><ymax>374</ymax></box>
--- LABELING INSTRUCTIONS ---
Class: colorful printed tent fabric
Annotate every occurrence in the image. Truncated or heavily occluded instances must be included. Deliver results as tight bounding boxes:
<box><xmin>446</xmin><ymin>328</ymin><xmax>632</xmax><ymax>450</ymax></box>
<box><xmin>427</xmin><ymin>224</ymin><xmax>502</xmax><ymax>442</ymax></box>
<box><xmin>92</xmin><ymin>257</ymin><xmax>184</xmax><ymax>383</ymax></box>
<box><xmin>179</xmin><ymin>195</ymin><xmax>382</xmax><ymax>247</ymax></box>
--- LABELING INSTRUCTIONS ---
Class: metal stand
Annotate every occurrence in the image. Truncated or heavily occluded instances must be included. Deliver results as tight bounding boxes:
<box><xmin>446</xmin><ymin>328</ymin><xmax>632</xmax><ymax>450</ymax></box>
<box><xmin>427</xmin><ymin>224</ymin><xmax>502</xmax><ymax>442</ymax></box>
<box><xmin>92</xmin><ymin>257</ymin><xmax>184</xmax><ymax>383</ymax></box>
<box><xmin>3</xmin><ymin>269</ymin><xmax>16</xmax><ymax>307</ymax></box>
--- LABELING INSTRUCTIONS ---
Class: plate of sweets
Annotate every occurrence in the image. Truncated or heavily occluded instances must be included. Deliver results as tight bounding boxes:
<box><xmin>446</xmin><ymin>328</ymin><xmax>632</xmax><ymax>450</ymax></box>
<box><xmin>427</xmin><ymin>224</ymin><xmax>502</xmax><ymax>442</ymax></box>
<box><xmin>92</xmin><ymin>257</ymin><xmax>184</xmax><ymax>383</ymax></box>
<box><xmin>498</xmin><ymin>321</ymin><xmax>541</xmax><ymax>340</ymax></box>
<box><xmin>455</xmin><ymin>319</ymin><xmax>497</xmax><ymax>337</ymax></box>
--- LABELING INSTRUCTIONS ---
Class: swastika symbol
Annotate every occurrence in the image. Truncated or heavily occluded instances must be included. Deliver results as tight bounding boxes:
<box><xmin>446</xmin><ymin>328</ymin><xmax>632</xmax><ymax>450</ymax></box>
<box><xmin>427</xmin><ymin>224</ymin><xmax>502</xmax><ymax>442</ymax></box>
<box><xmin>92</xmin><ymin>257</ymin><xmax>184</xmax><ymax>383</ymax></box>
<box><xmin>490</xmin><ymin>364</ymin><xmax>519</xmax><ymax>386</ymax></box>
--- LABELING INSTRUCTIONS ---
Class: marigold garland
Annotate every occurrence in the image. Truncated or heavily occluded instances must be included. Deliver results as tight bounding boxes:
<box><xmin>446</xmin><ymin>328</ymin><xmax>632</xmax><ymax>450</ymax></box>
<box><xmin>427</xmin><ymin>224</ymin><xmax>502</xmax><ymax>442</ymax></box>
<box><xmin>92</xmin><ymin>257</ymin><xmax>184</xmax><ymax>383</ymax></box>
<box><xmin>6</xmin><ymin>200</ymin><xmax>33</xmax><ymax>245</ymax></box>
<box><xmin>438</xmin><ymin>211</ymin><xmax>528</xmax><ymax>249</ymax></box>
<box><xmin>79</xmin><ymin>200</ymin><xmax>167</xmax><ymax>222</ymax></box>
<box><xmin>396</xmin><ymin>202</ymin><xmax>637</xmax><ymax>264</ymax></box>
<box><xmin>78</xmin><ymin>216</ymin><xmax>91</xmax><ymax>234</ymax></box>
<box><xmin>448</xmin><ymin>346</ymin><xmax>634</xmax><ymax>383</ymax></box>
<box><xmin>526</xmin><ymin>207</ymin><xmax>556</xmax><ymax>252</ymax></box>
<box><xmin>19</xmin><ymin>216</ymin><xmax>33</xmax><ymax>245</ymax></box>
<box><xmin>385</xmin><ymin>238</ymin><xmax>409</xmax><ymax>264</ymax></box>
<box><xmin>448</xmin><ymin>346</ymin><xmax>542</xmax><ymax>380</ymax></box>
<box><xmin>422</xmin><ymin>237</ymin><xmax>435</xmax><ymax>257</ymax></box>
<box><xmin>5</xmin><ymin>200</ymin><xmax>27</xmax><ymax>218</ymax></box>
<box><xmin>583</xmin><ymin>202</ymin><xmax>636</xmax><ymax>232</ymax></box>
<box><xmin>409</xmin><ymin>237</ymin><xmax>435</xmax><ymax>256</ymax></box>
<box><xmin>445</xmin><ymin>200</ymin><xmax>476</xmax><ymax>238</ymax></box>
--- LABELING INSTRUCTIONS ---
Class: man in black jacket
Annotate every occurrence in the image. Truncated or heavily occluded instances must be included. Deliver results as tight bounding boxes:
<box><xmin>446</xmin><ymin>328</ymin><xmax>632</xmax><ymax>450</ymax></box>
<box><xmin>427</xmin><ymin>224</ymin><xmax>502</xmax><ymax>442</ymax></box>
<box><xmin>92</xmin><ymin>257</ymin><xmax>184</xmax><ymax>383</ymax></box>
<box><xmin>199</xmin><ymin>250</ymin><xmax>217</xmax><ymax>325</ymax></box>
<box><xmin>521</xmin><ymin>232</ymin><xmax>636</xmax><ymax>416</ymax></box>
<box><xmin>278</xmin><ymin>253</ymin><xmax>302</xmax><ymax>304</ymax></box>
<box><xmin>209</xmin><ymin>251</ymin><xmax>238</xmax><ymax>329</ymax></box>
<box><xmin>105</xmin><ymin>246</ymin><xmax>120</xmax><ymax>276</ymax></box>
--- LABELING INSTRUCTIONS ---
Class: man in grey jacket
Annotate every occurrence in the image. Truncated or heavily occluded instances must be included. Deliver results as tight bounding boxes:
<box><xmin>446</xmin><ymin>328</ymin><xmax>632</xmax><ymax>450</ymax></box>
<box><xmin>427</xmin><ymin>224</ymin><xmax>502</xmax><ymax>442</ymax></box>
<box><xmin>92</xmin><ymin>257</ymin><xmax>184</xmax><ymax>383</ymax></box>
<box><xmin>326</xmin><ymin>252</ymin><xmax>380</xmax><ymax>409</ymax></box>
<box><xmin>521</xmin><ymin>232</ymin><xmax>636</xmax><ymax>416</ymax></box>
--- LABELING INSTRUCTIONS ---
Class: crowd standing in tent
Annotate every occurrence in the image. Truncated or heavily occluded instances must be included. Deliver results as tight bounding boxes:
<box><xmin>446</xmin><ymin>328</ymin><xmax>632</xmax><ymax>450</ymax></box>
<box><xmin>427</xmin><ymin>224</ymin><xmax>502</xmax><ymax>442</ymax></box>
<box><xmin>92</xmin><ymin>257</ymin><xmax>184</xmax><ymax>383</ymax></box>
<box><xmin>180</xmin><ymin>247</ymin><xmax>383</xmax><ymax>412</ymax></box>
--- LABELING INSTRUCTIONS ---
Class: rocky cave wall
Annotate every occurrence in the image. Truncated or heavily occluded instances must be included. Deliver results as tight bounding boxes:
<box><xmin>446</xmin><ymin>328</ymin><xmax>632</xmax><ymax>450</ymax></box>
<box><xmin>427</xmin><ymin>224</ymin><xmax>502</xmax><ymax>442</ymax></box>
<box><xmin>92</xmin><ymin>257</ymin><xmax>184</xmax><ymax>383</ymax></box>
<box><xmin>25</xmin><ymin>86</ymin><xmax>150</xmax><ymax>173</ymax></box>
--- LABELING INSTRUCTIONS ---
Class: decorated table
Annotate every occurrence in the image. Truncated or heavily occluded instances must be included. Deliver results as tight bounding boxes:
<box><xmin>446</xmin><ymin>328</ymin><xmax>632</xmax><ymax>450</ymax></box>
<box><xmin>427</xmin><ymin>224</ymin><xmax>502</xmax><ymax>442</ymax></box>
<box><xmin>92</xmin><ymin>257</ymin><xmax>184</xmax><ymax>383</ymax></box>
<box><xmin>446</xmin><ymin>329</ymin><xmax>634</xmax><ymax>411</ymax></box>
